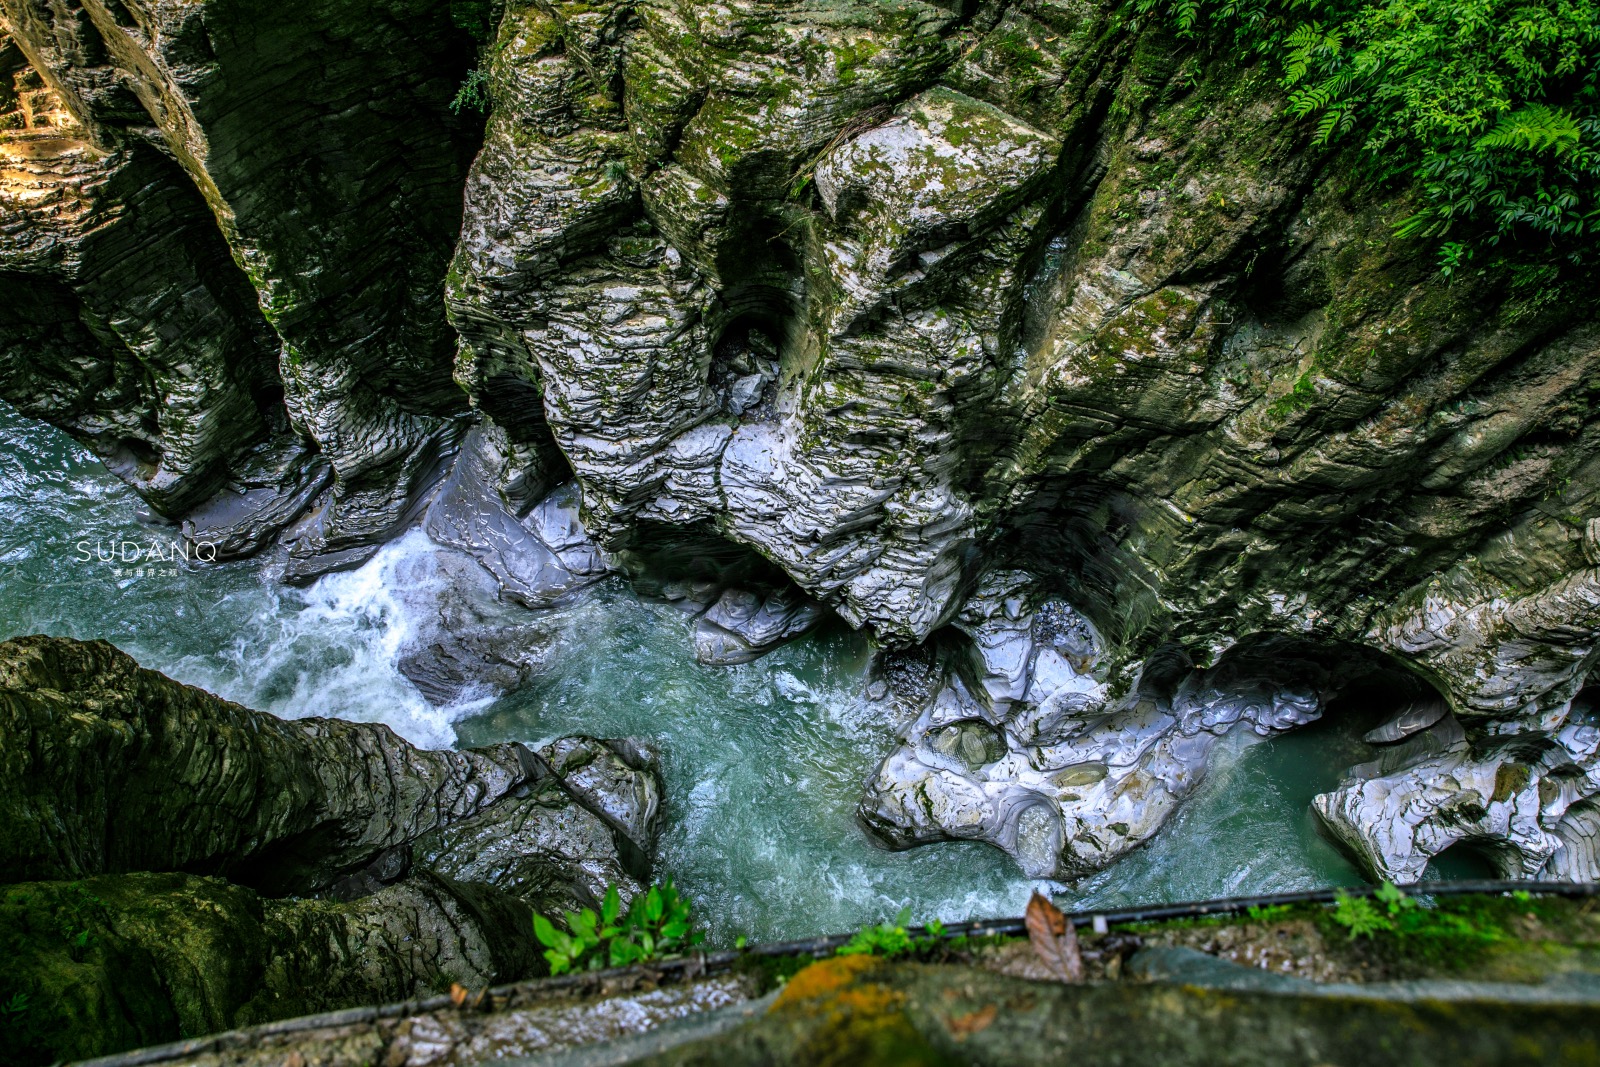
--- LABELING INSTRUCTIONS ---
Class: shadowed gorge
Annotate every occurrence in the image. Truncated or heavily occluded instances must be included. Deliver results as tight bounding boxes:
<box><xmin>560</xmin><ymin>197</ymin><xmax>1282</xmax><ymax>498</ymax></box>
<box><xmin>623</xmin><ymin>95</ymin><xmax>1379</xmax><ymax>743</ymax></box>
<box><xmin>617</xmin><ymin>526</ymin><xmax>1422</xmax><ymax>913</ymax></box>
<box><xmin>1</xmin><ymin>0</ymin><xmax>1598</xmax><ymax>1060</ymax></box>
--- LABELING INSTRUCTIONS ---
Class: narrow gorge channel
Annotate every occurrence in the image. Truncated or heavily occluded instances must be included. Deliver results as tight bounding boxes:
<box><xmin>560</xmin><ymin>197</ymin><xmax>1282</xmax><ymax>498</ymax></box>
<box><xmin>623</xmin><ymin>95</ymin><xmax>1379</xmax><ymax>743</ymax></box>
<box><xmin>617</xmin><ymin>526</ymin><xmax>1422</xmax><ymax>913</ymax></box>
<box><xmin>1</xmin><ymin>0</ymin><xmax>1596</xmax><ymax>1058</ymax></box>
<box><xmin>5</xmin><ymin>398</ymin><xmax>1443</xmax><ymax>947</ymax></box>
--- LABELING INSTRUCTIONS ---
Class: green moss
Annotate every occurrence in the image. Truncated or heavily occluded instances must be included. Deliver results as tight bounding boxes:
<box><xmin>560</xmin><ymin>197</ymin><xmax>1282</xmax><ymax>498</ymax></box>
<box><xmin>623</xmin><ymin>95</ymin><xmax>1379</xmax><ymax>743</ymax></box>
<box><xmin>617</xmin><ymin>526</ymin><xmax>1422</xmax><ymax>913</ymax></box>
<box><xmin>1265</xmin><ymin>370</ymin><xmax>1317</xmax><ymax>420</ymax></box>
<box><xmin>991</xmin><ymin>29</ymin><xmax>1045</xmax><ymax>72</ymax></box>
<box><xmin>832</xmin><ymin>36</ymin><xmax>882</xmax><ymax>85</ymax></box>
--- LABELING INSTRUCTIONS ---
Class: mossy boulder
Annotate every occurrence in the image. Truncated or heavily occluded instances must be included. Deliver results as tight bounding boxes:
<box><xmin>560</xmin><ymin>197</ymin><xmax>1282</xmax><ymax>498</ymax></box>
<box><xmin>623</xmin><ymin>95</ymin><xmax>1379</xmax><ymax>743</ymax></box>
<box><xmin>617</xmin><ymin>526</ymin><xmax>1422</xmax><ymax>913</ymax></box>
<box><xmin>0</xmin><ymin>871</ymin><xmax>538</xmax><ymax>1067</ymax></box>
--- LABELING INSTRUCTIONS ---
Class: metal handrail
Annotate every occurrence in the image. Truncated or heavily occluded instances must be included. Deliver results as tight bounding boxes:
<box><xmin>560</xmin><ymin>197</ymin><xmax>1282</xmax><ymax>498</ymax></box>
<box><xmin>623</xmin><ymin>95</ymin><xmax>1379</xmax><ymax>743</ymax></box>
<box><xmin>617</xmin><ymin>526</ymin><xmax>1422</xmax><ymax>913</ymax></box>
<box><xmin>74</xmin><ymin>879</ymin><xmax>1600</xmax><ymax>1067</ymax></box>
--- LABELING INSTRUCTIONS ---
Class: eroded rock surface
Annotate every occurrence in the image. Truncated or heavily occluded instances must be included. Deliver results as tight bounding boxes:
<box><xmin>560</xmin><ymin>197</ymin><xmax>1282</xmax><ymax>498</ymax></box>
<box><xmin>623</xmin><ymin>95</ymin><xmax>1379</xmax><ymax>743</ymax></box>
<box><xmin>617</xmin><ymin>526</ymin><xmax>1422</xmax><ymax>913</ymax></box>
<box><xmin>0</xmin><ymin>635</ymin><xmax>663</xmax><ymax>902</ymax></box>
<box><xmin>2</xmin><ymin>0</ymin><xmax>1598</xmax><ymax>882</ymax></box>
<box><xmin>0</xmin><ymin>635</ymin><xmax>668</xmax><ymax>1062</ymax></box>
<box><xmin>0</xmin><ymin>0</ymin><xmax>483</xmax><ymax>574</ymax></box>
<box><xmin>859</xmin><ymin>572</ymin><xmax>1323</xmax><ymax>877</ymax></box>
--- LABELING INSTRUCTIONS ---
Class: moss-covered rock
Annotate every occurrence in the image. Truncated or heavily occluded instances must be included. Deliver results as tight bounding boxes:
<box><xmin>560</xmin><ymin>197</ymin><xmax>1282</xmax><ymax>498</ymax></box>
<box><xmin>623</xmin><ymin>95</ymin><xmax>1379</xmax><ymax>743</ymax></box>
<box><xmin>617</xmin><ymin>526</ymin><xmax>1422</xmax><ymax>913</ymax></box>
<box><xmin>0</xmin><ymin>634</ymin><xmax>535</xmax><ymax>892</ymax></box>
<box><xmin>0</xmin><ymin>870</ymin><xmax>538</xmax><ymax>1066</ymax></box>
<box><xmin>0</xmin><ymin>635</ymin><xmax>667</xmax><ymax>1064</ymax></box>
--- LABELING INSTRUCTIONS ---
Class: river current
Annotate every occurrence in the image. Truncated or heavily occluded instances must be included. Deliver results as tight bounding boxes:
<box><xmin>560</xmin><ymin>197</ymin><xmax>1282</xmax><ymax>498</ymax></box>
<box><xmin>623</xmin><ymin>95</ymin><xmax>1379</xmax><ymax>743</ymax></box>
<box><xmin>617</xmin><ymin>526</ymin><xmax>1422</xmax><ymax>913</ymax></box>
<box><xmin>3</xmin><ymin>401</ymin><xmax>1463</xmax><ymax>945</ymax></box>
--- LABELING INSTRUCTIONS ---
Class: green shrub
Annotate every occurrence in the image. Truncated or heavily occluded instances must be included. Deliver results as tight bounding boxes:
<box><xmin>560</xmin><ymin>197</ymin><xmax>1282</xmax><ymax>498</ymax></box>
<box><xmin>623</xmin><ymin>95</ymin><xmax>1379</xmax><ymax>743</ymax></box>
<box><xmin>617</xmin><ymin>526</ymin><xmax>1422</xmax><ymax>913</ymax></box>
<box><xmin>532</xmin><ymin>879</ymin><xmax>703</xmax><ymax>975</ymax></box>
<box><xmin>1134</xmin><ymin>0</ymin><xmax>1600</xmax><ymax>272</ymax></box>
<box><xmin>451</xmin><ymin>68</ymin><xmax>492</xmax><ymax>115</ymax></box>
<box><xmin>836</xmin><ymin>909</ymin><xmax>946</xmax><ymax>959</ymax></box>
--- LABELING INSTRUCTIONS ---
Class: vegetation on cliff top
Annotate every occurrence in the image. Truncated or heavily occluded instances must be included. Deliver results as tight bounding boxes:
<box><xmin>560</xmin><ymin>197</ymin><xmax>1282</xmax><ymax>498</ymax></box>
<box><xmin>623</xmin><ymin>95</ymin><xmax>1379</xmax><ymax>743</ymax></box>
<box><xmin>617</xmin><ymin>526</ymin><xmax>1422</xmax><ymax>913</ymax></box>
<box><xmin>534</xmin><ymin>879</ymin><xmax>704</xmax><ymax>974</ymax></box>
<box><xmin>1139</xmin><ymin>0</ymin><xmax>1599</xmax><ymax>273</ymax></box>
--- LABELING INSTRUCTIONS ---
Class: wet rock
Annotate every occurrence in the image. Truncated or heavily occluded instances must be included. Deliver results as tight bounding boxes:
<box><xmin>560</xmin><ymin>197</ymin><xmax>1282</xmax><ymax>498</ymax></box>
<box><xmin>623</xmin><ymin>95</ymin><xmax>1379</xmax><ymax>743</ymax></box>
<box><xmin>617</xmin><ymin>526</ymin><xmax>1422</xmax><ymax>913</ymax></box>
<box><xmin>2</xmin><ymin>0</ymin><xmax>481</xmax><ymax>561</ymax></box>
<box><xmin>178</xmin><ymin>445</ymin><xmax>335</xmax><ymax>561</ymax></box>
<box><xmin>1313</xmin><ymin>709</ymin><xmax>1600</xmax><ymax>883</ymax></box>
<box><xmin>1363</xmin><ymin>697</ymin><xmax>1449</xmax><ymax>744</ymax></box>
<box><xmin>414</xmin><ymin>737</ymin><xmax>663</xmax><ymax>911</ymax></box>
<box><xmin>0</xmin><ymin>55</ymin><xmax>284</xmax><ymax>521</ymax></box>
<box><xmin>0</xmin><ymin>635</ymin><xmax>529</xmax><ymax>892</ymax></box>
<box><xmin>424</xmin><ymin>424</ymin><xmax>613</xmax><ymax>610</ymax></box>
<box><xmin>393</xmin><ymin>548</ymin><xmax>558</xmax><ymax>706</ymax></box>
<box><xmin>692</xmin><ymin>587</ymin><xmax>826</xmax><ymax>665</ymax></box>
<box><xmin>540</xmin><ymin>736</ymin><xmax>665</xmax><ymax>853</ymax></box>
<box><xmin>0</xmin><ymin>636</ymin><xmax>662</xmax><ymax>902</ymax></box>
<box><xmin>0</xmin><ymin>870</ymin><xmax>539</xmax><ymax>1065</ymax></box>
<box><xmin>860</xmin><ymin>573</ymin><xmax>1324</xmax><ymax>879</ymax></box>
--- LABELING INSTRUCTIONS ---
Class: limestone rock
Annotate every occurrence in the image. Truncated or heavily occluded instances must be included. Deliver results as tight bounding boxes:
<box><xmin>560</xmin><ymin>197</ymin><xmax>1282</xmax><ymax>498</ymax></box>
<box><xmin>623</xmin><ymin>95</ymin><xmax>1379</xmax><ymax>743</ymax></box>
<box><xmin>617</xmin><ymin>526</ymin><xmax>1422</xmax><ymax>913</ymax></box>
<box><xmin>1312</xmin><ymin>708</ymin><xmax>1600</xmax><ymax>883</ymax></box>
<box><xmin>424</xmin><ymin>424</ymin><xmax>613</xmax><ymax>611</ymax></box>
<box><xmin>0</xmin><ymin>636</ymin><xmax>662</xmax><ymax>901</ymax></box>
<box><xmin>693</xmin><ymin>587</ymin><xmax>826</xmax><ymax>665</ymax></box>
<box><xmin>1363</xmin><ymin>698</ymin><xmax>1449</xmax><ymax>745</ymax></box>
<box><xmin>1</xmin><ymin>0</ymin><xmax>483</xmax><ymax>565</ymax></box>
<box><xmin>393</xmin><ymin>548</ymin><xmax>558</xmax><ymax>706</ymax></box>
<box><xmin>0</xmin><ymin>50</ymin><xmax>283</xmax><ymax>520</ymax></box>
<box><xmin>414</xmin><ymin>737</ymin><xmax>663</xmax><ymax>911</ymax></box>
<box><xmin>0</xmin><ymin>870</ymin><xmax>539</xmax><ymax>1065</ymax></box>
<box><xmin>859</xmin><ymin>574</ymin><xmax>1324</xmax><ymax>878</ymax></box>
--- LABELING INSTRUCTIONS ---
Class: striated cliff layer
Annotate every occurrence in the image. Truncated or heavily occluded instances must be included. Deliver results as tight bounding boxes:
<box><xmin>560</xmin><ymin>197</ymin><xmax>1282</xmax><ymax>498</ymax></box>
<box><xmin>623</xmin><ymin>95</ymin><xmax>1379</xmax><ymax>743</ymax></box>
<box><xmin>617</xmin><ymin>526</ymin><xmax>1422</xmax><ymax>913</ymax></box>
<box><xmin>0</xmin><ymin>635</ymin><xmax>663</xmax><ymax>1062</ymax></box>
<box><xmin>2</xmin><ymin>0</ymin><xmax>1598</xmax><ymax>883</ymax></box>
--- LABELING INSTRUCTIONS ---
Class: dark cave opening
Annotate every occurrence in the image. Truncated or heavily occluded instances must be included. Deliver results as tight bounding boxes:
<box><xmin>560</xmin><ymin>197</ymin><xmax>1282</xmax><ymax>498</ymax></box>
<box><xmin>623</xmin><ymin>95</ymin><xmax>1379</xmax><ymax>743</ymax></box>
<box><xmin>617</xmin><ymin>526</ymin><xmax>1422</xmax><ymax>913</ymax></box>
<box><xmin>1425</xmin><ymin>841</ymin><xmax>1503</xmax><ymax>882</ymax></box>
<box><xmin>615</xmin><ymin>520</ymin><xmax>805</xmax><ymax>603</ymax></box>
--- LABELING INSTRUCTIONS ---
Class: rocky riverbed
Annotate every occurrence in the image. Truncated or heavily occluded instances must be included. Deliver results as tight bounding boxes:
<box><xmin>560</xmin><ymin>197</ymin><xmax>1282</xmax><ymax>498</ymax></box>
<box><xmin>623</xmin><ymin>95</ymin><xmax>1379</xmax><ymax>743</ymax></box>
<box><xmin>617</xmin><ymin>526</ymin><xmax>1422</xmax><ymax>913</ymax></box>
<box><xmin>3</xmin><ymin>0</ymin><xmax>1596</xmax><ymax>893</ymax></box>
<box><xmin>1</xmin><ymin>0</ymin><xmax>1598</xmax><ymax>1059</ymax></box>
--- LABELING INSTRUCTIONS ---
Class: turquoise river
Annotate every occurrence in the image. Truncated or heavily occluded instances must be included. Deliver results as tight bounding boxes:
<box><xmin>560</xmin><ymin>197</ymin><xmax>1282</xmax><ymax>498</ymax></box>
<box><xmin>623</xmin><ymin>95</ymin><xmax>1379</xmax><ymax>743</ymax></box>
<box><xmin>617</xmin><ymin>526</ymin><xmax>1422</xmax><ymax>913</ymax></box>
<box><xmin>0</xmin><ymin>402</ymin><xmax>1476</xmax><ymax>945</ymax></box>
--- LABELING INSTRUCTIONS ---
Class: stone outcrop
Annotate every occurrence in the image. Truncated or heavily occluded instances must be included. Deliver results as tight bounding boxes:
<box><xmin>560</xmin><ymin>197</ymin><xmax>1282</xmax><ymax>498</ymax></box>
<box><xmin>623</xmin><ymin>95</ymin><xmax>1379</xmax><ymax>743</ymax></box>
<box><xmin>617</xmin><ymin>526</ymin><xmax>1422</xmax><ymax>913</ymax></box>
<box><xmin>3</xmin><ymin>0</ymin><xmax>1597</xmax><ymax>883</ymax></box>
<box><xmin>1313</xmin><ymin>700</ymin><xmax>1600</xmax><ymax>883</ymax></box>
<box><xmin>0</xmin><ymin>0</ymin><xmax>485</xmax><ymax>575</ymax></box>
<box><xmin>0</xmin><ymin>37</ymin><xmax>283</xmax><ymax>520</ymax></box>
<box><xmin>0</xmin><ymin>635</ymin><xmax>666</xmax><ymax>1060</ymax></box>
<box><xmin>2</xmin><ymin>633</ymin><xmax>528</xmax><ymax>892</ymax></box>
<box><xmin>858</xmin><ymin>571</ymin><xmax>1324</xmax><ymax>877</ymax></box>
<box><xmin>0</xmin><ymin>634</ymin><xmax>661</xmax><ymax>901</ymax></box>
<box><xmin>0</xmin><ymin>871</ymin><xmax>540</xmax><ymax>1065</ymax></box>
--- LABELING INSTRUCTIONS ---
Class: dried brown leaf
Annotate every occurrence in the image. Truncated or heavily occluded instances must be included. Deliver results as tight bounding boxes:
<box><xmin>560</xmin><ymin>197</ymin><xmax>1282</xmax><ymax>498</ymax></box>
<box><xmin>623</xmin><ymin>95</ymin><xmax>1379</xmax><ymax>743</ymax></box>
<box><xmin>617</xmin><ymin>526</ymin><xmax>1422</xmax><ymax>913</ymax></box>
<box><xmin>1025</xmin><ymin>891</ymin><xmax>1083</xmax><ymax>983</ymax></box>
<box><xmin>449</xmin><ymin>982</ymin><xmax>469</xmax><ymax>1008</ymax></box>
<box><xmin>946</xmin><ymin>1003</ymin><xmax>998</xmax><ymax>1040</ymax></box>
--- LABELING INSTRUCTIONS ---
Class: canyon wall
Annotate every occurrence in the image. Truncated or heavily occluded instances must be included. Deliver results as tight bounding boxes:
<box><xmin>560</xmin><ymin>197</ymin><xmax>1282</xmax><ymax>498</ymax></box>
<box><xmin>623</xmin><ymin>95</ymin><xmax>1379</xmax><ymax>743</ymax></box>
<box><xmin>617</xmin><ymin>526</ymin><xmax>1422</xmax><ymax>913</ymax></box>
<box><xmin>1</xmin><ymin>0</ymin><xmax>1597</xmax><ymax>883</ymax></box>
<box><xmin>0</xmin><ymin>634</ymin><xmax>663</xmax><ymax>1060</ymax></box>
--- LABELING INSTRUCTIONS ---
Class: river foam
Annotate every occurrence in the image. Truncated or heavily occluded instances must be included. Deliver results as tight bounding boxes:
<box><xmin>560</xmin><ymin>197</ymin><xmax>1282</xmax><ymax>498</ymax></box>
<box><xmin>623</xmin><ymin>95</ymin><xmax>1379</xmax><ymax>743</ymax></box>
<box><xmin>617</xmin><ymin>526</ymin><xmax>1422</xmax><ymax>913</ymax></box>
<box><xmin>3</xmin><ymin>400</ymin><xmax>1414</xmax><ymax>944</ymax></box>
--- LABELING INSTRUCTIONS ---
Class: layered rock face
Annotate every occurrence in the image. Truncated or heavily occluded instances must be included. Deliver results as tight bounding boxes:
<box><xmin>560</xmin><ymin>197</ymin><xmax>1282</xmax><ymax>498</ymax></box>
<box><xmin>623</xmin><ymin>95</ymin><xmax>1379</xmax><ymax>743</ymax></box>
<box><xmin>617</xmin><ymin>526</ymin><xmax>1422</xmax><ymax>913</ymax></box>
<box><xmin>0</xmin><ymin>0</ymin><xmax>483</xmax><ymax>573</ymax></box>
<box><xmin>0</xmin><ymin>635</ymin><xmax>664</xmax><ymax>1057</ymax></box>
<box><xmin>3</xmin><ymin>0</ymin><xmax>1597</xmax><ymax>883</ymax></box>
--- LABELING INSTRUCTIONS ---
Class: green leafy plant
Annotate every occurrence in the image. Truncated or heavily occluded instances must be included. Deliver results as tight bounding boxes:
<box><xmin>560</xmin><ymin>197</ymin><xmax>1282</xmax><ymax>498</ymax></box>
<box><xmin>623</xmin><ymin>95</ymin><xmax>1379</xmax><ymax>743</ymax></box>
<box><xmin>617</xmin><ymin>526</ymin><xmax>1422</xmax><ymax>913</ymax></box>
<box><xmin>1133</xmin><ymin>0</ymin><xmax>1600</xmax><ymax>271</ymax></box>
<box><xmin>533</xmin><ymin>879</ymin><xmax>703</xmax><ymax>975</ymax></box>
<box><xmin>1331</xmin><ymin>887</ymin><xmax>1397</xmax><ymax>938</ymax></box>
<box><xmin>836</xmin><ymin>908</ymin><xmax>947</xmax><ymax>958</ymax></box>
<box><xmin>451</xmin><ymin>68</ymin><xmax>492</xmax><ymax>114</ymax></box>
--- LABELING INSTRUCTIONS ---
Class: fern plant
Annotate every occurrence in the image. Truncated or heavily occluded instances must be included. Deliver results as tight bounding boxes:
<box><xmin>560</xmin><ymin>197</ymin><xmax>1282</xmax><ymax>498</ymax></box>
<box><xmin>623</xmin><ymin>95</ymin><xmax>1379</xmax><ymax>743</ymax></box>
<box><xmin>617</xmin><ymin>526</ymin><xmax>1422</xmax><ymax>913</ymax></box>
<box><xmin>1134</xmin><ymin>0</ymin><xmax>1600</xmax><ymax>272</ymax></box>
<box><xmin>1331</xmin><ymin>890</ymin><xmax>1395</xmax><ymax>938</ymax></box>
